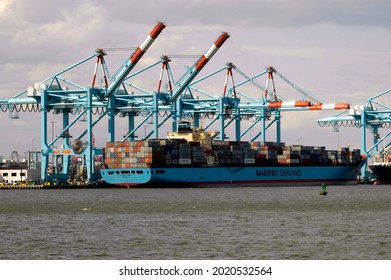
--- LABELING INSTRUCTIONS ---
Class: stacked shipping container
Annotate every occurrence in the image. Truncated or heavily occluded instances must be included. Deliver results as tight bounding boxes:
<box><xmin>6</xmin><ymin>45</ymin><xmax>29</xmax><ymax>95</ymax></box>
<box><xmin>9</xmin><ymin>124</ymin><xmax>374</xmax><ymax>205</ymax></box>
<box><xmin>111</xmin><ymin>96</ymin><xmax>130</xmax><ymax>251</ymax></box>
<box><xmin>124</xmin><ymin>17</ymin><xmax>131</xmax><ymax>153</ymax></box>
<box><xmin>105</xmin><ymin>140</ymin><xmax>165</xmax><ymax>169</ymax></box>
<box><xmin>104</xmin><ymin>140</ymin><xmax>361</xmax><ymax>169</ymax></box>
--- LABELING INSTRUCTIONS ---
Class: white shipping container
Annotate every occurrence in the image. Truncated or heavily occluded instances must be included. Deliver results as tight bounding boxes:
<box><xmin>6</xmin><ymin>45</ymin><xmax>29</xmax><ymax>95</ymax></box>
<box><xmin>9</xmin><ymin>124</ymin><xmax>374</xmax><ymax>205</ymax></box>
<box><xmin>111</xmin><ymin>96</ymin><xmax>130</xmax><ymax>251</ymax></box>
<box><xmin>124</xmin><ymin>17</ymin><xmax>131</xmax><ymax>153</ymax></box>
<box><xmin>244</xmin><ymin>158</ymin><xmax>256</xmax><ymax>164</ymax></box>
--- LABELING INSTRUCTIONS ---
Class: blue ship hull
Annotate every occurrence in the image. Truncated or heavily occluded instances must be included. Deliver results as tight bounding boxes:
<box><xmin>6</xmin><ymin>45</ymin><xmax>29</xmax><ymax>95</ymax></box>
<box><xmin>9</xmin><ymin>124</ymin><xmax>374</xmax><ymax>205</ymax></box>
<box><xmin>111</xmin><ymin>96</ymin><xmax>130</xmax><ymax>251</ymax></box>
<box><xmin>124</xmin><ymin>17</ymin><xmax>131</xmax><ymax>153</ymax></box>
<box><xmin>100</xmin><ymin>163</ymin><xmax>365</xmax><ymax>187</ymax></box>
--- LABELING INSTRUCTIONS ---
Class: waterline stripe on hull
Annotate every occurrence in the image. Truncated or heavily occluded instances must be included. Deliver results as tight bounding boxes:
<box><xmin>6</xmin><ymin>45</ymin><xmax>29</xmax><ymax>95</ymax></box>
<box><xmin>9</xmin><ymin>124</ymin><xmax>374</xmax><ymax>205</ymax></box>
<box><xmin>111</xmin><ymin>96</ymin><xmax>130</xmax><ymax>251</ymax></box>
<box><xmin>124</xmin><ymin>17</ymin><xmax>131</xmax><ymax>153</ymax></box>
<box><xmin>113</xmin><ymin>178</ymin><xmax>357</xmax><ymax>187</ymax></box>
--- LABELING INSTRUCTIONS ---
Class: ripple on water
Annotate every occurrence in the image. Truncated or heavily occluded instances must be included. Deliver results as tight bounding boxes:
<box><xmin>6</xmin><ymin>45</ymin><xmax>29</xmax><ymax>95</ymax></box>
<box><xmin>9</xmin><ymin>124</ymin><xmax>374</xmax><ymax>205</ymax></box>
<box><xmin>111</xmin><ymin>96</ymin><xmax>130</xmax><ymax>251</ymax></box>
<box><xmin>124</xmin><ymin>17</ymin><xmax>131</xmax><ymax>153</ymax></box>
<box><xmin>0</xmin><ymin>186</ymin><xmax>391</xmax><ymax>259</ymax></box>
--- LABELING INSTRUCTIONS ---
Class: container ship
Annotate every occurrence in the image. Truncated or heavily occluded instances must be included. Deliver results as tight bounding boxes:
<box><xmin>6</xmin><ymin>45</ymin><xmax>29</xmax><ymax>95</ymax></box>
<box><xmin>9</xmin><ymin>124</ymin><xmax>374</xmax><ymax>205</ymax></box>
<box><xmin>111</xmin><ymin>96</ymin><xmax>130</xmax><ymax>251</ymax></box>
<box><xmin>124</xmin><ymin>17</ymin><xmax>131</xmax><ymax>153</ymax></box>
<box><xmin>369</xmin><ymin>147</ymin><xmax>391</xmax><ymax>183</ymax></box>
<box><xmin>100</xmin><ymin>122</ymin><xmax>365</xmax><ymax>187</ymax></box>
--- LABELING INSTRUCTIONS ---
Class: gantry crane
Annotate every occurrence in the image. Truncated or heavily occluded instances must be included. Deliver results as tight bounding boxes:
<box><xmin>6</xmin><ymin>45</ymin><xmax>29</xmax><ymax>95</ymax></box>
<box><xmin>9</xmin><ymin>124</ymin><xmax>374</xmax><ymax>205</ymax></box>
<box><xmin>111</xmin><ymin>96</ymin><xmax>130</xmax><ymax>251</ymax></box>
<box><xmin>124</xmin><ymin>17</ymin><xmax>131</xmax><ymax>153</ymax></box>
<box><xmin>118</xmin><ymin>32</ymin><xmax>230</xmax><ymax>141</ymax></box>
<box><xmin>182</xmin><ymin>64</ymin><xmax>350</xmax><ymax>144</ymax></box>
<box><xmin>0</xmin><ymin>23</ymin><xmax>356</xmax><ymax>186</ymax></box>
<box><xmin>317</xmin><ymin>88</ymin><xmax>391</xmax><ymax>180</ymax></box>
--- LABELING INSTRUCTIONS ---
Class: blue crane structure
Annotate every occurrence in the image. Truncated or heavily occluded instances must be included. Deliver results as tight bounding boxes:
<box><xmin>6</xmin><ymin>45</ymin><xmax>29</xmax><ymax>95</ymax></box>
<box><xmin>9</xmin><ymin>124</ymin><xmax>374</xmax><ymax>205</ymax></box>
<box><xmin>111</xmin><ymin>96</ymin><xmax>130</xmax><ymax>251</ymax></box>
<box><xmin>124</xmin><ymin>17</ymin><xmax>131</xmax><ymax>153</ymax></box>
<box><xmin>0</xmin><ymin>22</ymin><xmax>167</xmax><ymax>184</ymax></box>
<box><xmin>0</xmin><ymin>23</ymin><xmax>351</xmax><ymax>185</ymax></box>
<box><xmin>317</xmin><ymin>88</ymin><xmax>391</xmax><ymax>180</ymax></box>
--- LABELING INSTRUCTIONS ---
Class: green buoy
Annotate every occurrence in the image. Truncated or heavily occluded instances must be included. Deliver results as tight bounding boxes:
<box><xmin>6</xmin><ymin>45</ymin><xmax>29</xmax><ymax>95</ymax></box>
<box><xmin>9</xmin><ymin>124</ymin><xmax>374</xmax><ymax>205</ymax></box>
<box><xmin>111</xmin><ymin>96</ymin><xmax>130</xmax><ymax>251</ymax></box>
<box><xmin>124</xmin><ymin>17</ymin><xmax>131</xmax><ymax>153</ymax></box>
<box><xmin>320</xmin><ymin>183</ymin><xmax>327</xmax><ymax>195</ymax></box>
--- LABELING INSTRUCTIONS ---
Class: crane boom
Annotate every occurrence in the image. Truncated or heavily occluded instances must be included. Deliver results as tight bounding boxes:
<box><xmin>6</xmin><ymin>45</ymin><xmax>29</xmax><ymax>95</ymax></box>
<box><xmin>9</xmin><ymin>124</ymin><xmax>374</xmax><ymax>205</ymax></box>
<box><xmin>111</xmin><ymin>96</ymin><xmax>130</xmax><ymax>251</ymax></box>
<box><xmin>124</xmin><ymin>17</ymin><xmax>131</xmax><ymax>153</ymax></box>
<box><xmin>309</xmin><ymin>103</ymin><xmax>350</xmax><ymax>110</ymax></box>
<box><xmin>170</xmin><ymin>32</ymin><xmax>230</xmax><ymax>102</ymax></box>
<box><xmin>104</xmin><ymin>22</ymin><xmax>166</xmax><ymax>98</ymax></box>
<box><xmin>239</xmin><ymin>101</ymin><xmax>311</xmax><ymax>109</ymax></box>
<box><xmin>268</xmin><ymin>101</ymin><xmax>311</xmax><ymax>108</ymax></box>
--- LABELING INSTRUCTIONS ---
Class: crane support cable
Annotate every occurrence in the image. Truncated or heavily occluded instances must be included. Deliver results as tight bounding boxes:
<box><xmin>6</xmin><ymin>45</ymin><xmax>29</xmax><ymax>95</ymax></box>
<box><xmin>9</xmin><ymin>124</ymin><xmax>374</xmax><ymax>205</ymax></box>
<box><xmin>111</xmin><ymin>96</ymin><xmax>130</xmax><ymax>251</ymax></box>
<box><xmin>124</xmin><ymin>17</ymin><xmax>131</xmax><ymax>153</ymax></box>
<box><xmin>268</xmin><ymin>66</ymin><xmax>326</xmax><ymax>104</ymax></box>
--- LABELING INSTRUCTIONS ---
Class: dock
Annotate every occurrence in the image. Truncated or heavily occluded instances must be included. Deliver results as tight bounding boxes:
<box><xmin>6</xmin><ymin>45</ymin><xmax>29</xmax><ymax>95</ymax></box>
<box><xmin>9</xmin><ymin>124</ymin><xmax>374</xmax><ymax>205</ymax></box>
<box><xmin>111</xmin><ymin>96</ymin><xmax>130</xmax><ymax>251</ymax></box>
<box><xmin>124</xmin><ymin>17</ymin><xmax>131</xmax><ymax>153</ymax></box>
<box><xmin>0</xmin><ymin>183</ymin><xmax>46</xmax><ymax>190</ymax></box>
<box><xmin>0</xmin><ymin>181</ymin><xmax>107</xmax><ymax>189</ymax></box>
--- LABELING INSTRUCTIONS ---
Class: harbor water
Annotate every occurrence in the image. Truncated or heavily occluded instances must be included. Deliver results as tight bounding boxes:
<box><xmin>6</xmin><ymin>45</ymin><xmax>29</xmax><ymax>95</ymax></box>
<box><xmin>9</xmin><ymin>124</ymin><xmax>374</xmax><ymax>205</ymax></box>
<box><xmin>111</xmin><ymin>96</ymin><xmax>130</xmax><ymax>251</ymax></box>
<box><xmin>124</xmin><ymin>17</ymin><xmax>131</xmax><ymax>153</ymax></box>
<box><xmin>1</xmin><ymin>185</ymin><xmax>390</xmax><ymax>260</ymax></box>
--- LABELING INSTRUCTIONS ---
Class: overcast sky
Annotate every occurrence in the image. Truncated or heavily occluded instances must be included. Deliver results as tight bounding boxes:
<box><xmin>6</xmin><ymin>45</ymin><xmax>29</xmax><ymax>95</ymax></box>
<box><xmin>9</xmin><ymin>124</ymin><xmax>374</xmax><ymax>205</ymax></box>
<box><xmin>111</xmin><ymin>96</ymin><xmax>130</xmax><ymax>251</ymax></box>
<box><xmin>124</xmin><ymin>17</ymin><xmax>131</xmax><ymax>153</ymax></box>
<box><xmin>1</xmin><ymin>0</ymin><xmax>390</xmax><ymax>158</ymax></box>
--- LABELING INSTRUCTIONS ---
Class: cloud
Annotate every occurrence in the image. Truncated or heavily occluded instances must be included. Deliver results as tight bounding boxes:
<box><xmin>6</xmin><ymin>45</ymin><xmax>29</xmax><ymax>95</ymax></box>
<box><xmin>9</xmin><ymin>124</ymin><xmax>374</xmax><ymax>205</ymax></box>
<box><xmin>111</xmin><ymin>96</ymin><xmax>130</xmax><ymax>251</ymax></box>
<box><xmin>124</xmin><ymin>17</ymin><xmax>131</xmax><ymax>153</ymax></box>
<box><xmin>0</xmin><ymin>0</ymin><xmax>11</xmax><ymax>13</ymax></box>
<box><xmin>89</xmin><ymin>0</ymin><xmax>391</xmax><ymax>29</ymax></box>
<box><xmin>1</xmin><ymin>0</ymin><xmax>391</xmax><ymax>157</ymax></box>
<box><xmin>22</xmin><ymin>3</ymin><xmax>104</xmax><ymax>46</ymax></box>
<box><xmin>0</xmin><ymin>1</ymin><xmax>106</xmax><ymax>65</ymax></box>
<box><xmin>243</xmin><ymin>45</ymin><xmax>328</xmax><ymax>59</ymax></box>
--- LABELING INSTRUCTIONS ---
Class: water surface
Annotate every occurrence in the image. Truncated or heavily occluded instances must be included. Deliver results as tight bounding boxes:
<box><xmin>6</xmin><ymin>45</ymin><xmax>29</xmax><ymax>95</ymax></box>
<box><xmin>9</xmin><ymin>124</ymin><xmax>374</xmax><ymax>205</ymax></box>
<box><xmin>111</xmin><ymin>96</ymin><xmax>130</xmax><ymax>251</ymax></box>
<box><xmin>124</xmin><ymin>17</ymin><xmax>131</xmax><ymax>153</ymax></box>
<box><xmin>1</xmin><ymin>185</ymin><xmax>390</xmax><ymax>259</ymax></box>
